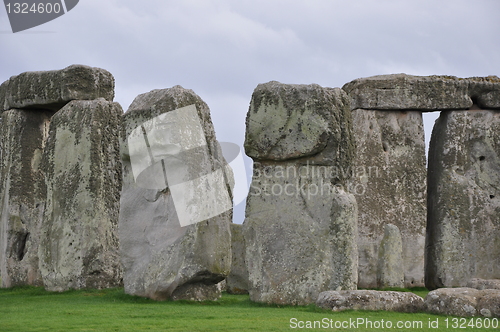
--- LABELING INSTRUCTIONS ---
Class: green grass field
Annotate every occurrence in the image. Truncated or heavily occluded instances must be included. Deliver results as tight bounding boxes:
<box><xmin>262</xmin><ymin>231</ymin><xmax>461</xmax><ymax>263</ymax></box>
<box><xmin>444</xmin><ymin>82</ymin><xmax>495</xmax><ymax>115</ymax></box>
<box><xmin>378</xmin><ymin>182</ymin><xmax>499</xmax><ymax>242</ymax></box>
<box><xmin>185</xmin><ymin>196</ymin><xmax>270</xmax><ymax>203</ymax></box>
<box><xmin>0</xmin><ymin>287</ymin><xmax>498</xmax><ymax>331</ymax></box>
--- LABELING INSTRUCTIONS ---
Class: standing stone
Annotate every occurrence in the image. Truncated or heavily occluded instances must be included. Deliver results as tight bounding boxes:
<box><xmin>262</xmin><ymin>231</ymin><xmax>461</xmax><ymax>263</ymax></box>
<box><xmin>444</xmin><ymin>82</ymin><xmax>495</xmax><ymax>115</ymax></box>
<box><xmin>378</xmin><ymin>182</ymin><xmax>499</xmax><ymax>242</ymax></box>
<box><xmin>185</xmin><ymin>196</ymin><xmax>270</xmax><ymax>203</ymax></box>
<box><xmin>0</xmin><ymin>65</ymin><xmax>115</xmax><ymax>112</ymax></box>
<box><xmin>226</xmin><ymin>223</ymin><xmax>248</xmax><ymax>294</ymax></box>
<box><xmin>39</xmin><ymin>99</ymin><xmax>123</xmax><ymax>291</ymax></box>
<box><xmin>119</xmin><ymin>86</ymin><xmax>233</xmax><ymax>301</ymax></box>
<box><xmin>242</xmin><ymin>82</ymin><xmax>358</xmax><ymax>305</ymax></box>
<box><xmin>0</xmin><ymin>109</ymin><xmax>52</xmax><ymax>287</ymax></box>
<box><xmin>377</xmin><ymin>224</ymin><xmax>404</xmax><ymax>288</ymax></box>
<box><xmin>349</xmin><ymin>109</ymin><xmax>426</xmax><ymax>288</ymax></box>
<box><xmin>426</xmin><ymin>110</ymin><xmax>500</xmax><ymax>289</ymax></box>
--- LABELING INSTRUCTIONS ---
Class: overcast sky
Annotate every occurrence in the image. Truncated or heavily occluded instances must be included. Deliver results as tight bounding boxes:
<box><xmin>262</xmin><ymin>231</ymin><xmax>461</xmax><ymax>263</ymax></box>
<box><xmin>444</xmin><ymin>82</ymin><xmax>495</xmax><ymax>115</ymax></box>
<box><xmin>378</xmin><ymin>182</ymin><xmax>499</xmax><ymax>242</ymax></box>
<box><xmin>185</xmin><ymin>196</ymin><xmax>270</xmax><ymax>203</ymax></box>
<box><xmin>1</xmin><ymin>0</ymin><xmax>499</xmax><ymax>222</ymax></box>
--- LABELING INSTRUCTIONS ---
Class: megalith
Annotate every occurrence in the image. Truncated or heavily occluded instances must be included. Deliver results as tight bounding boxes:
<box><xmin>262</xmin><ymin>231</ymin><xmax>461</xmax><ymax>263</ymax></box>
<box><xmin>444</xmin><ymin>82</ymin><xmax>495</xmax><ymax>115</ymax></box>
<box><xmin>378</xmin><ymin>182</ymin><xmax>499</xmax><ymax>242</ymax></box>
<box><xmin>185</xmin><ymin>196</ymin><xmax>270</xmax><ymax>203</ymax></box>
<box><xmin>426</xmin><ymin>109</ymin><xmax>500</xmax><ymax>289</ymax></box>
<box><xmin>226</xmin><ymin>223</ymin><xmax>248</xmax><ymax>294</ymax></box>
<box><xmin>0</xmin><ymin>64</ymin><xmax>117</xmax><ymax>289</ymax></box>
<box><xmin>119</xmin><ymin>86</ymin><xmax>233</xmax><ymax>301</ymax></box>
<box><xmin>242</xmin><ymin>81</ymin><xmax>358</xmax><ymax>305</ymax></box>
<box><xmin>0</xmin><ymin>64</ymin><xmax>114</xmax><ymax>112</ymax></box>
<box><xmin>377</xmin><ymin>224</ymin><xmax>404</xmax><ymax>288</ymax></box>
<box><xmin>39</xmin><ymin>99</ymin><xmax>123</xmax><ymax>291</ymax></box>
<box><xmin>344</xmin><ymin>75</ymin><xmax>428</xmax><ymax>288</ymax></box>
<box><xmin>0</xmin><ymin>109</ymin><xmax>52</xmax><ymax>287</ymax></box>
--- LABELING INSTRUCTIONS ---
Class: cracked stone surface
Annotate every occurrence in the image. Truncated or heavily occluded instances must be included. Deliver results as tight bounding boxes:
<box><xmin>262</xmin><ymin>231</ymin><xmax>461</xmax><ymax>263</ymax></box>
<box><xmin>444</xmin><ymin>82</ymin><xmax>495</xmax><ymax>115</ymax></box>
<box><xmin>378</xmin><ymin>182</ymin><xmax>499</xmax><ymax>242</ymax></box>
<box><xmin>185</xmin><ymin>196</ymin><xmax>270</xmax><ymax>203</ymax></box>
<box><xmin>119</xmin><ymin>86</ymin><xmax>233</xmax><ymax>301</ymax></box>
<box><xmin>39</xmin><ymin>99</ymin><xmax>123</xmax><ymax>292</ymax></box>
<box><xmin>242</xmin><ymin>82</ymin><xmax>358</xmax><ymax>305</ymax></box>
<box><xmin>426</xmin><ymin>110</ymin><xmax>500</xmax><ymax>290</ymax></box>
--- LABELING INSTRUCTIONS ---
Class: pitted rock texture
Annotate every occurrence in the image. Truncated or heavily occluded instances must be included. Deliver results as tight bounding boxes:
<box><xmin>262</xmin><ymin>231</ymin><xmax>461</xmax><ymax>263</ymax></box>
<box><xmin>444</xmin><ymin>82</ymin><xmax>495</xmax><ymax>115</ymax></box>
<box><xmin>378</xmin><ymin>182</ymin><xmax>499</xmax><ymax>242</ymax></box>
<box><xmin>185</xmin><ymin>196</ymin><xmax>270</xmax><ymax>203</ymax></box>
<box><xmin>316</xmin><ymin>290</ymin><xmax>424</xmax><ymax>313</ymax></box>
<box><xmin>119</xmin><ymin>86</ymin><xmax>233</xmax><ymax>301</ymax></box>
<box><xmin>467</xmin><ymin>278</ymin><xmax>500</xmax><ymax>290</ymax></box>
<box><xmin>0</xmin><ymin>65</ymin><xmax>114</xmax><ymax>112</ymax></box>
<box><xmin>226</xmin><ymin>223</ymin><xmax>249</xmax><ymax>294</ymax></box>
<box><xmin>351</xmin><ymin>110</ymin><xmax>426</xmax><ymax>288</ymax></box>
<box><xmin>377</xmin><ymin>224</ymin><xmax>404</xmax><ymax>288</ymax></box>
<box><xmin>243</xmin><ymin>82</ymin><xmax>358</xmax><ymax>305</ymax></box>
<box><xmin>426</xmin><ymin>110</ymin><xmax>500</xmax><ymax>290</ymax></box>
<box><xmin>244</xmin><ymin>81</ymin><xmax>355</xmax><ymax>170</ymax></box>
<box><xmin>0</xmin><ymin>109</ymin><xmax>52</xmax><ymax>287</ymax></box>
<box><xmin>343</xmin><ymin>74</ymin><xmax>500</xmax><ymax>111</ymax></box>
<box><xmin>425</xmin><ymin>288</ymin><xmax>500</xmax><ymax>318</ymax></box>
<box><xmin>39</xmin><ymin>99</ymin><xmax>123</xmax><ymax>292</ymax></box>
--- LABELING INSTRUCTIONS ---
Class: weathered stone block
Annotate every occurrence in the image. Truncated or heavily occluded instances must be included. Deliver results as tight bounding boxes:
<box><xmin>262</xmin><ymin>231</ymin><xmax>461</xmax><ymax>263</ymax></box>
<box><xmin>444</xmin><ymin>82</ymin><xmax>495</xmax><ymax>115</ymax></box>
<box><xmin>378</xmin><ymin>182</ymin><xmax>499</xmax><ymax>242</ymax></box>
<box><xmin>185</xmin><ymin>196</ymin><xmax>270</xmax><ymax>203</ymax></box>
<box><xmin>425</xmin><ymin>288</ymin><xmax>500</xmax><ymax>318</ymax></box>
<box><xmin>343</xmin><ymin>74</ymin><xmax>500</xmax><ymax>111</ymax></box>
<box><xmin>0</xmin><ymin>65</ymin><xmax>115</xmax><ymax>112</ymax></box>
<box><xmin>467</xmin><ymin>278</ymin><xmax>500</xmax><ymax>290</ymax></box>
<box><xmin>426</xmin><ymin>110</ymin><xmax>500</xmax><ymax>290</ymax></box>
<box><xmin>39</xmin><ymin>99</ymin><xmax>123</xmax><ymax>291</ymax></box>
<box><xmin>316</xmin><ymin>290</ymin><xmax>424</xmax><ymax>313</ymax></box>
<box><xmin>351</xmin><ymin>110</ymin><xmax>426</xmax><ymax>288</ymax></box>
<box><xmin>226</xmin><ymin>223</ymin><xmax>248</xmax><ymax>294</ymax></box>
<box><xmin>242</xmin><ymin>82</ymin><xmax>358</xmax><ymax>305</ymax></box>
<box><xmin>377</xmin><ymin>224</ymin><xmax>404</xmax><ymax>288</ymax></box>
<box><xmin>0</xmin><ymin>109</ymin><xmax>52</xmax><ymax>287</ymax></box>
<box><xmin>119</xmin><ymin>86</ymin><xmax>233</xmax><ymax>301</ymax></box>
<box><xmin>244</xmin><ymin>81</ymin><xmax>354</xmax><ymax>168</ymax></box>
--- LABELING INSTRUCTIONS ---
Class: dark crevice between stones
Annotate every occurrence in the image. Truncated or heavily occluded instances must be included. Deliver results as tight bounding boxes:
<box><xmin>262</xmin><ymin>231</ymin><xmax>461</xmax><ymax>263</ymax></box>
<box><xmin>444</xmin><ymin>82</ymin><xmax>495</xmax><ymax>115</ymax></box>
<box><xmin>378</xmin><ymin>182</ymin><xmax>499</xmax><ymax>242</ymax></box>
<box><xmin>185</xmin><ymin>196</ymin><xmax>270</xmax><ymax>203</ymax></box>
<box><xmin>469</xmin><ymin>96</ymin><xmax>481</xmax><ymax>110</ymax></box>
<box><xmin>16</xmin><ymin>232</ymin><xmax>29</xmax><ymax>261</ymax></box>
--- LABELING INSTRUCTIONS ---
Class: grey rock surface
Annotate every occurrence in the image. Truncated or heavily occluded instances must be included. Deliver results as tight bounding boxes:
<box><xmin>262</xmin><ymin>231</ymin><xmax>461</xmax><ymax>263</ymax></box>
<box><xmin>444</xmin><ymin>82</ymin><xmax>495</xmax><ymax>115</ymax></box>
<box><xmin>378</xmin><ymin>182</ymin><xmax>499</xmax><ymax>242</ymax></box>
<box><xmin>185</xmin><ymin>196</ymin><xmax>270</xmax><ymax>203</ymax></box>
<box><xmin>316</xmin><ymin>290</ymin><xmax>424</xmax><ymax>313</ymax></box>
<box><xmin>377</xmin><ymin>224</ymin><xmax>404</xmax><ymax>288</ymax></box>
<box><xmin>343</xmin><ymin>74</ymin><xmax>500</xmax><ymax>111</ymax></box>
<box><xmin>0</xmin><ymin>65</ymin><xmax>114</xmax><ymax>112</ymax></box>
<box><xmin>242</xmin><ymin>82</ymin><xmax>358</xmax><ymax>305</ymax></box>
<box><xmin>0</xmin><ymin>109</ymin><xmax>52</xmax><ymax>287</ymax></box>
<box><xmin>425</xmin><ymin>288</ymin><xmax>500</xmax><ymax>318</ymax></box>
<box><xmin>351</xmin><ymin>110</ymin><xmax>426</xmax><ymax>288</ymax></box>
<box><xmin>39</xmin><ymin>99</ymin><xmax>123</xmax><ymax>292</ymax></box>
<box><xmin>119</xmin><ymin>86</ymin><xmax>233</xmax><ymax>301</ymax></box>
<box><xmin>426</xmin><ymin>110</ymin><xmax>500</xmax><ymax>290</ymax></box>
<box><xmin>467</xmin><ymin>278</ymin><xmax>500</xmax><ymax>290</ymax></box>
<box><xmin>226</xmin><ymin>223</ymin><xmax>248</xmax><ymax>294</ymax></box>
<box><xmin>477</xmin><ymin>292</ymin><xmax>500</xmax><ymax>318</ymax></box>
<box><xmin>245</xmin><ymin>81</ymin><xmax>354</xmax><ymax>168</ymax></box>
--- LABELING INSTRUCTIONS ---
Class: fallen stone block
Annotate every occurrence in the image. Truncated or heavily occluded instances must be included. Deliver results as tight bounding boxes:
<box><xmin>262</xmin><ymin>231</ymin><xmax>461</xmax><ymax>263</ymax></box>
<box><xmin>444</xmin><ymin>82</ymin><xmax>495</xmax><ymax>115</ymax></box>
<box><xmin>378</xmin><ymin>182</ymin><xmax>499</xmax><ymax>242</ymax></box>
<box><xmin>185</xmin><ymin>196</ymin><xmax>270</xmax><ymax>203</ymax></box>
<box><xmin>467</xmin><ymin>278</ymin><xmax>500</xmax><ymax>290</ymax></box>
<box><xmin>0</xmin><ymin>65</ymin><xmax>114</xmax><ymax>112</ymax></box>
<box><xmin>316</xmin><ymin>290</ymin><xmax>424</xmax><ymax>313</ymax></box>
<box><xmin>39</xmin><ymin>99</ymin><xmax>123</xmax><ymax>291</ymax></box>
<box><xmin>425</xmin><ymin>288</ymin><xmax>500</xmax><ymax>318</ymax></box>
<box><xmin>119</xmin><ymin>86</ymin><xmax>233</xmax><ymax>301</ymax></box>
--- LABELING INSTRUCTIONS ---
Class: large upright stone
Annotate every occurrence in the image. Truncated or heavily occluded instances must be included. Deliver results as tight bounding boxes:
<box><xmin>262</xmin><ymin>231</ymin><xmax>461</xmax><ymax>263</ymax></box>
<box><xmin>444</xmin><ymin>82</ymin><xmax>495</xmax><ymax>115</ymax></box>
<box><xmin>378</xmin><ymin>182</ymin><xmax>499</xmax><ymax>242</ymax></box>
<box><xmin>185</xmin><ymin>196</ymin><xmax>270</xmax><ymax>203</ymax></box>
<box><xmin>242</xmin><ymin>82</ymin><xmax>358</xmax><ymax>305</ymax></box>
<box><xmin>343</xmin><ymin>74</ymin><xmax>500</xmax><ymax>111</ymax></box>
<box><xmin>0</xmin><ymin>65</ymin><xmax>115</xmax><ymax>112</ymax></box>
<box><xmin>350</xmin><ymin>109</ymin><xmax>426</xmax><ymax>288</ymax></box>
<box><xmin>426</xmin><ymin>110</ymin><xmax>500</xmax><ymax>289</ymax></box>
<box><xmin>119</xmin><ymin>86</ymin><xmax>233</xmax><ymax>301</ymax></box>
<box><xmin>226</xmin><ymin>223</ymin><xmax>248</xmax><ymax>294</ymax></box>
<box><xmin>377</xmin><ymin>224</ymin><xmax>404</xmax><ymax>288</ymax></box>
<box><xmin>0</xmin><ymin>109</ymin><xmax>52</xmax><ymax>287</ymax></box>
<box><xmin>39</xmin><ymin>99</ymin><xmax>123</xmax><ymax>291</ymax></box>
